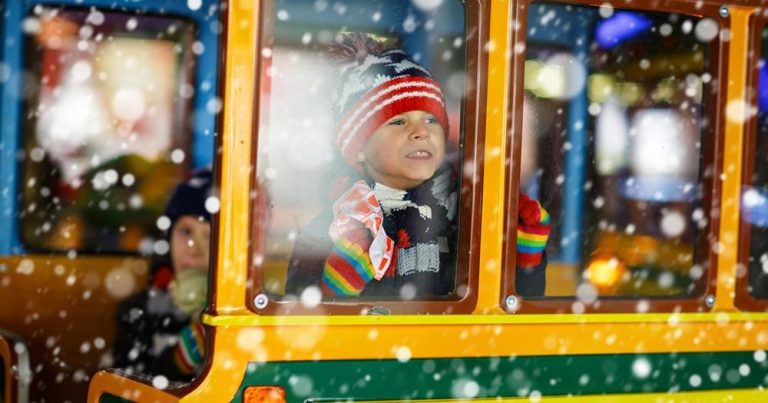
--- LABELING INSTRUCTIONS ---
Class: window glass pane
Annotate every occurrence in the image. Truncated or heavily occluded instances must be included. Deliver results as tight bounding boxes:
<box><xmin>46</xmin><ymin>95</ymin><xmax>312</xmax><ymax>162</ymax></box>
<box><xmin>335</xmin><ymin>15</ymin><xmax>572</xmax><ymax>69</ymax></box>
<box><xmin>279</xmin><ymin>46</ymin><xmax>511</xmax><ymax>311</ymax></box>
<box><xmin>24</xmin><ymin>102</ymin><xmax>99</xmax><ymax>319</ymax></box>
<box><xmin>19</xmin><ymin>8</ymin><xmax>196</xmax><ymax>253</ymax></box>
<box><xmin>255</xmin><ymin>0</ymin><xmax>468</xmax><ymax>304</ymax></box>
<box><xmin>745</xmin><ymin>28</ymin><xmax>768</xmax><ymax>299</ymax></box>
<box><xmin>522</xmin><ymin>3</ymin><xmax>714</xmax><ymax>298</ymax></box>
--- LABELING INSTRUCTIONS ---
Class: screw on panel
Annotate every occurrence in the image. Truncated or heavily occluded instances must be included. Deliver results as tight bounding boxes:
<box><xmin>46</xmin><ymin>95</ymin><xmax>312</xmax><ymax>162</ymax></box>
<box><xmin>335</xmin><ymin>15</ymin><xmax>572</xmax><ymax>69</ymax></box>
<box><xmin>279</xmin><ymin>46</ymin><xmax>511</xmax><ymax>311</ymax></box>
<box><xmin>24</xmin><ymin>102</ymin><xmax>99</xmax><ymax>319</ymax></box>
<box><xmin>505</xmin><ymin>295</ymin><xmax>519</xmax><ymax>311</ymax></box>
<box><xmin>704</xmin><ymin>294</ymin><xmax>716</xmax><ymax>308</ymax></box>
<box><xmin>254</xmin><ymin>293</ymin><xmax>269</xmax><ymax>309</ymax></box>
<box><xmin>719</xmin><ymin>5</ymin><xmax>729</xmax><ymax>18</ymax></box>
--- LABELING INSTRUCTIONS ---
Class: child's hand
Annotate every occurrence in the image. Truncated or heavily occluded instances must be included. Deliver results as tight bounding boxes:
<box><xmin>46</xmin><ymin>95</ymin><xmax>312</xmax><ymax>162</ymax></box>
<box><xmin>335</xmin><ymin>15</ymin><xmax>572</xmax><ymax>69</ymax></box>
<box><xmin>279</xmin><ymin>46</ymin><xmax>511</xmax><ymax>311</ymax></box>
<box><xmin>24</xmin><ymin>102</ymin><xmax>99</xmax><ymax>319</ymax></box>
<box><xmin>322</xmin><ymin>223</ymin><xmax>377</xmax><ymax>296</ymax></box>
<box><xmin>516</xmin><ymin>192</ymin><xmax>550</xmax><ymax>268</ymax></box>
<box><xmin>323</xmin><ymin>181</ymin><xmax>395</xmax><ymax>297</ymax></box>
<box><xmin>172</xmin><ymin>321</ymin><xmax>205</xmax><ymax>375</ymax></box>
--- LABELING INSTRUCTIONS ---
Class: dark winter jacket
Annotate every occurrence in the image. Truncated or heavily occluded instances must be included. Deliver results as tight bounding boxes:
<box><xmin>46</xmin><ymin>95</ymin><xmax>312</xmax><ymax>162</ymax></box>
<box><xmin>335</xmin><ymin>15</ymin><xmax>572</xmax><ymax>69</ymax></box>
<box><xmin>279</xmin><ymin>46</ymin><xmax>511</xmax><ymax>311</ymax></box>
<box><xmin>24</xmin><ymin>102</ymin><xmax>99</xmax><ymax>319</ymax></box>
<box><xmin>113</xmin><ymin>286</ymin><xmax>193</xmax><ymax>383</ymax></box>
<box><xmin>285</xmin><ymin>173</ymin><xmax>547</xmax><ymax>299</ymax></box>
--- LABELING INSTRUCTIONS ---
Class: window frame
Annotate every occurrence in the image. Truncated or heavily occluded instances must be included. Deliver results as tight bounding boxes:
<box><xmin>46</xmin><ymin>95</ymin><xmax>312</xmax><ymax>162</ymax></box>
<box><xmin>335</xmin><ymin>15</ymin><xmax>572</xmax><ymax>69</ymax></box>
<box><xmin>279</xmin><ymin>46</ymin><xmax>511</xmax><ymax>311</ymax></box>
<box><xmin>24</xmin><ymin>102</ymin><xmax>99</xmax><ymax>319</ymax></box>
<box><xmin>502</xmin><ymin>0</ymin><xmax>727</xmax><ymax>313</ymax></box>
<box><xmin>245</xmin><ymin>0</ymin><xmax>490</xmax><ymax>315</ymax></box>
<box><xmin>735</xmin><ymin>14</ymin><xmax>767</xmax><ymax>311</ymax></box>
<box><xmin>0</xmin><ymin>0</ymin><xmax>221</xmax><ymax>256</ymax></box>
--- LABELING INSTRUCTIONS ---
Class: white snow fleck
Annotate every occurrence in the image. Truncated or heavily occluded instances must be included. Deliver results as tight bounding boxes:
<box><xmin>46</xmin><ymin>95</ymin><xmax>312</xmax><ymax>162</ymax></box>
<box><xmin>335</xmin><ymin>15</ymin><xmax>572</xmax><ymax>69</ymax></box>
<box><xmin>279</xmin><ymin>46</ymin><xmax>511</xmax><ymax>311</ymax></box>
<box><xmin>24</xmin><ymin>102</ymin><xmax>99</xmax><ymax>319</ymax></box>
<box><xmin>396</xmin><ymin>346</ymin><xmax>412</xmax><ymax>363</ymax></box>
<box><xmin>660</xmin><ymin>211</ymin><xmax>686</xmax><ymax>237</ymax></box>
<box><xmin>708</xmin><ymin>364</ymin><xmax>722</xmax><ymax>382</ymax></box>
<box><xmin>86</xmin><ymin>10</ymin><xmax>105</xmax><ymax>26</ymax></box>
<box><xmin>206</xmin><ymin>97</ymin><xmax>223</xmax><ymax>114</ymax></box>
<box><xmin>16</xmin><ymin>259</ymin><xmax>34</xmax><ymax>275</ymax></box>
<box><xmin>399</xmin><ymin>283</ymin><xmax>417</xmax><ymax>300</ymax></box>
<box><xmin>156</xmin><ymin>216</ymin><xmax>171</xmax><ymax>231</ymax></box>
<box><xmin>153</xmin><ymin>240</ymin><xmax>170</xmax><ymax>255</ymax></box>
<box><xmin>689</xmin><ymin>374</ymin><xmax>702</xmax><ymax>387</ymax></box>
<box><xmin>660</xmin><ymin>24</ymin><xmax>673</xmax><ymax>36</ymax></box>
<box><xmin>576</xmin><ymin>283</ymin><xmax>598</xmax><ymax>304</ymax></box>
<box><xmin>739</xmin><ymin>364</ymin><xmax>751</xmax><ymax>377</ymax></box>
<box><xmin>289</xmin><ymin>374</ymin><xmax>313</xmax><ymax>397</ymax></box>
<box><xmin>187</xmin><ymin>0</ymin><xmax>202</xmax><ymax>11</ymax></box>
<box><xmin>694</xmin><ymin>18</ymin><xmax>719</xmax><ymax>42</ymax></box>
<box><xmin>632</xmin><ymin>357</ymin><xmax>651</xmax><ymax>379</ymax></box>
<box><xmin>412</xmin><ymin>0</ymin><xmax>443</xmax><ymax>11</ymax></box>
<box><xmin>300</xmin><ymin>286</ymin><xmax>322</xmax><ymax>308</ymax></box>
<box><xmin>598</xmin><ymin>3</ymin><xmax>614</xmax><ymax>18</ymax></box>
<box><xmin>152</xmin><ymin>375</ymin><xmax>169</xmax><ymax>389</ymax></box>
<box><xmin>452</xmin><ymin>378</ymin><xmax>479</xmax><ymax>398</ymax></box>
<box><xmin>205</xmin><ymin>196</ymin><xmax>221</xmax><ymax>214</ymax></box>
<box><xmin>726</xmin><ymin>100</ymin><xmax>756</xmax><ymax>124</ymax></box>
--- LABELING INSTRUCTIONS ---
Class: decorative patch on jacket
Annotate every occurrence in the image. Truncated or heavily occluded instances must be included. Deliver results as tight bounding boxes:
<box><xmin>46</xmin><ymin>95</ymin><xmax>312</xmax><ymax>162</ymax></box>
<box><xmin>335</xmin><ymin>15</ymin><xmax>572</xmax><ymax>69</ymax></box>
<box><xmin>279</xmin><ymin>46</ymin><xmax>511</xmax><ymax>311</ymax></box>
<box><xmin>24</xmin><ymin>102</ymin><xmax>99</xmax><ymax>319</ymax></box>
<box><xmin>396</xmin><ymin>242</ymin><xmax>440</xmax><ymax>277</ymax></box>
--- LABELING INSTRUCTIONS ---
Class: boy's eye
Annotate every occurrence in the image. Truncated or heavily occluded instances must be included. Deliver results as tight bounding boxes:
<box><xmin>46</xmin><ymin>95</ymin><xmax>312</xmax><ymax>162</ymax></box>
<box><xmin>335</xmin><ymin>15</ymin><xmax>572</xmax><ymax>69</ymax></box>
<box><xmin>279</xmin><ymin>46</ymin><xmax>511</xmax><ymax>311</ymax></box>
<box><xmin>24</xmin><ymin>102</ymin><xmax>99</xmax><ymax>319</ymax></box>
<box><xmin>388</xmin><ymin>118</ymin><xmax>406</xmax><ymax>126</ymax></box>
<box><xmin>179</xmin><ymin>226</ymin><xmax>193</xmax><ymax>237</ymax></box>
<box><xmin>425</xmin><ymin>116</ymin><xmax>438</xmax><ymax>124</ymax></box>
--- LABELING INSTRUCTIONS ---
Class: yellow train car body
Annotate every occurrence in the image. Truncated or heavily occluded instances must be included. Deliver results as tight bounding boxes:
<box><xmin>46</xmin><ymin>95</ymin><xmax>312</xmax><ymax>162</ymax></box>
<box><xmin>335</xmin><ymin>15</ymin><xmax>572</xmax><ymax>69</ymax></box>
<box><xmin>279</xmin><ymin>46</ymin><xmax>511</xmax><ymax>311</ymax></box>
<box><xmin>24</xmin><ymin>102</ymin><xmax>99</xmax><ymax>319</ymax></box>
<box><xmin>84</xmin><ymin>0</ymin><xmax>768</xmax><ymax>401</ymax></box>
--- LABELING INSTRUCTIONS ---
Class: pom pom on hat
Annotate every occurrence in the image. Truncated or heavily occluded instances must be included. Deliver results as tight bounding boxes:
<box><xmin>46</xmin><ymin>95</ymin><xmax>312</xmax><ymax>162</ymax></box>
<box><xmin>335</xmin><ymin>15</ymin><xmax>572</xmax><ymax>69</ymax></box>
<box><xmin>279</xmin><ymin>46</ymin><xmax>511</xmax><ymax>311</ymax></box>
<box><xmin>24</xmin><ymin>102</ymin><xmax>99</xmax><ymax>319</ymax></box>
<box><xmin>329</xmin><ymin>33</ymin><xmax>450</xmax><ymax>169</ymax></box>
<box><xmin>329</xmin><ymin>32</ymin><xmax>384</xmax><ymax>64</ymax></box>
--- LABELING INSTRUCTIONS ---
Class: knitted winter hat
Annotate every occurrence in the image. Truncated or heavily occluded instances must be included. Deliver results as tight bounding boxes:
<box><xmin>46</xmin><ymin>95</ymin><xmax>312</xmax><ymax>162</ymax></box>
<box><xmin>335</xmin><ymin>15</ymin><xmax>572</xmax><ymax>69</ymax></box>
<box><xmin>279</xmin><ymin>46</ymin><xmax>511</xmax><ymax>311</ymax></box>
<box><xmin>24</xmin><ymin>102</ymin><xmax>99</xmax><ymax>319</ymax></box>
<box><xmin>330</xmin><ymin>33</ymin><xmax>450</xmax><ymax>168</ymax></box>
<box><xmin>164</xmin><ymin>167</ymin><xmax>214</xmax><ymax>227</ymax></box>
<box><xmin>150</xmin><ymin>167</ymin><xmax>214</xmax><ymax>289</ymax></box>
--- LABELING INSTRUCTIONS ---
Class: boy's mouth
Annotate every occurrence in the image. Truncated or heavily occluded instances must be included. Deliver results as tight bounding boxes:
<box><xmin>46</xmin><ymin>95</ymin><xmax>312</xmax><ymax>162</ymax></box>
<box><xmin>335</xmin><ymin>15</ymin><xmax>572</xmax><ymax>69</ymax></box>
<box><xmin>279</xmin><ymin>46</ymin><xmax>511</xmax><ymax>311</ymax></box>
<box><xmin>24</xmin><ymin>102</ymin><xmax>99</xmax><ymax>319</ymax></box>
<box><xmin>405</xmin><ymin>150</ymin><xmax>433</xmax><ymax>159</ymax></box>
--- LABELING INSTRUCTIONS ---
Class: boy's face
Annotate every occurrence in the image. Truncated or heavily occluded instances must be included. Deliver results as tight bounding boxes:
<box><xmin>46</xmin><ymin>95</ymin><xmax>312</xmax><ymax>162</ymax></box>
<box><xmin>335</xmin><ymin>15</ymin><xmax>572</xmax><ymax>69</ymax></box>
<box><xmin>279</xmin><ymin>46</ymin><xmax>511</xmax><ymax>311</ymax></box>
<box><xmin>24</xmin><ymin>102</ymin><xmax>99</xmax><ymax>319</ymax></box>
<box><xmin>170</xmin><ymin>215</ymin><xmax>211</xmax><ymax>273</ymax></box>
<box><xmin>362</xmin><ymin>110</ymin><xmax>446</xmax><ymax>190</ymax></box>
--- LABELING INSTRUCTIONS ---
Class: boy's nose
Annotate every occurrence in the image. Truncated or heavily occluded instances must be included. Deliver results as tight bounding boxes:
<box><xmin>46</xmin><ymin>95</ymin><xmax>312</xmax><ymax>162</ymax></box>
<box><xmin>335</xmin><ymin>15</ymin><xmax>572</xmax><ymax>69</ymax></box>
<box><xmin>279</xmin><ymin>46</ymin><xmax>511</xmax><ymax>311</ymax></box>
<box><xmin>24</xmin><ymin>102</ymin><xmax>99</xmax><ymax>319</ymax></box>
<box><xmin>410</xmin><ymin>122</ymin><xmax>430</xmax><ymax>139</ymax></box>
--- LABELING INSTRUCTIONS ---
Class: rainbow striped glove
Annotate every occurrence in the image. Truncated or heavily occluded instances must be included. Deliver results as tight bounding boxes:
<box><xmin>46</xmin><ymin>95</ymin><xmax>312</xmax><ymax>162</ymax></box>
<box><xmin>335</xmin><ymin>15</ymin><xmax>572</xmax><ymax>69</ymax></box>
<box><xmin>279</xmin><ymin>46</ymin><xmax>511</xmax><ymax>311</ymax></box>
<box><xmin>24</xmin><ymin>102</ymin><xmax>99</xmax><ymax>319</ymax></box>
<box><xmin>516</xmin><ymin>192</ymin><xmax>550</xmax><ymax>268</ymax></box>
<box><xmin>322</xmin><ymin>181</ymin><xmax>395</xmax><ymax>296</ymax></box>
<box><xmin>173</xmin><ymin>321</ymin><xmax>205</xmax><ymax>375</ymax></box>
<box><xmin>322</xmin><ymin>225</ymin><xmax>377</xmax><ymax>296</ymax></box>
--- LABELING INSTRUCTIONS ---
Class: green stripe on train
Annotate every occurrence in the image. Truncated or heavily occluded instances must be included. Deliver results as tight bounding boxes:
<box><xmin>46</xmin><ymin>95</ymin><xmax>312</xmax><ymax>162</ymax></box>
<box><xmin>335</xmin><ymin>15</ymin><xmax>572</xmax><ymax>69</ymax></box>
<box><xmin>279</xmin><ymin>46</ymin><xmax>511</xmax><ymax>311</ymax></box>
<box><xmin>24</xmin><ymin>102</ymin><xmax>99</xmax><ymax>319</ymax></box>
<box><xmin>231</xmin><ymin>351</ymin><xmax>768</xmax><ymax>401</ymax></box>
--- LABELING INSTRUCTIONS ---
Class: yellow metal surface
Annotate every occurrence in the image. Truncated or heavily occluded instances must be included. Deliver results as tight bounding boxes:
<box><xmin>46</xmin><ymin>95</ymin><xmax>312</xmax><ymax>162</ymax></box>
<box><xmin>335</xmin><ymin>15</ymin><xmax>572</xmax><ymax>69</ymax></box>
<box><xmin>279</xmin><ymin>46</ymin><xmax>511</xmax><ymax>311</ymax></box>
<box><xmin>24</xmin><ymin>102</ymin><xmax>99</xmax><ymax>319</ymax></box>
<box><xmin>87</xmin><ymin>371</ymin><xmax>179</xmax><ymax>403</ymax></box>
<box><xmin>544</xmin><ymin>262</ymin><xmax>578</xmax><ymax>296</ymax></box>
<box><xmin>189</xmin><ymin>318</ymin><xmax>768</xmax><ymax>400</ymax></box>
<box><xmin>181</xmin><ymin>0</ymin><xmax>259</xmax><ymax>399</ymax></box>
<box><xmin>211</xmin><ymin>0</ymin><xmax>257</xmax><ymax>314</ymax></box>
<box><xmin>474</xmin><ymin>0</ymin><xmax>512</xmax><ymax>314</ymax></box>
<box><xmin>714</xmin><ymin>6</ymin><xmax>756</xmax><ymax>311</ymax></box>
<box><xmin>203</xmin><ymin>311</ymin><xmax>768</xmax><ymax>326</ymax></box>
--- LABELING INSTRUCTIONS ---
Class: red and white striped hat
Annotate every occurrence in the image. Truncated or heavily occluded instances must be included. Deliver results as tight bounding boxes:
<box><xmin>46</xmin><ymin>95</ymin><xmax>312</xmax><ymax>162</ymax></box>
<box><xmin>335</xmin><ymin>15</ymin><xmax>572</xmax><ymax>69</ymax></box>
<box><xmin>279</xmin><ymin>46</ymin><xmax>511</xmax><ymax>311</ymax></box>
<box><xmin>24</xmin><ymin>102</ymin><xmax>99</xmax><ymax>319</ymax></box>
<box><xmin>330</xmin><ymin>33</ymin><xmax>449</xmax><ymax>168</ymax></box>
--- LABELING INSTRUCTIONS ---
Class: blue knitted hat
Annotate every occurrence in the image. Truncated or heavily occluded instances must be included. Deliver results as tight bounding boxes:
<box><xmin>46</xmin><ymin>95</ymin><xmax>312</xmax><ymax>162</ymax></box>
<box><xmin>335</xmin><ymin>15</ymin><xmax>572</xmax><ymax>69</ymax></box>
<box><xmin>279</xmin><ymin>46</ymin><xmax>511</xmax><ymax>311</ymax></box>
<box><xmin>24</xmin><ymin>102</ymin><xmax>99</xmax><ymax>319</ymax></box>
<box><xmin>164</xmin><ymin>167</ymin><xmax>214</xmax><ymax>226</ymax></box>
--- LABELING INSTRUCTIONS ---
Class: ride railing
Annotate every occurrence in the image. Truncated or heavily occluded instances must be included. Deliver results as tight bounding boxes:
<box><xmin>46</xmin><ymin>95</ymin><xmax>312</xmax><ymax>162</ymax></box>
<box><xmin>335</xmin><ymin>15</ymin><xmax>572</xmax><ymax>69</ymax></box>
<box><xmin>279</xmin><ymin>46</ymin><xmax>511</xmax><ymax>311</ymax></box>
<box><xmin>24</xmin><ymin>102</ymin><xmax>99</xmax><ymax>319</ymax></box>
<box><xmin>0</xmin><ymin>329</ymin><xmax>31</xmax><ymax>403</ymax></box>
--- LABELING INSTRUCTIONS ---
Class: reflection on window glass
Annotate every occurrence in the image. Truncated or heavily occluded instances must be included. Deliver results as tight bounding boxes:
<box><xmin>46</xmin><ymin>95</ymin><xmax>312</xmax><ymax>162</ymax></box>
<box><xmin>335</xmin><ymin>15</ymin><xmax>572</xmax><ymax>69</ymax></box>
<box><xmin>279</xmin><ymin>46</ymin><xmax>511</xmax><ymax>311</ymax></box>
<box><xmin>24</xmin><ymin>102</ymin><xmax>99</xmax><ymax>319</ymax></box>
<box><xmin>745</xmin><ymin>28</ymin><xmax>768</xmax><ymax>299</ymax></box>
<box><xmin>255</xmin><ymin>0</ymin><xmax>467</xmax><ymax>302</ymax></box>
<box><xmin>19</xmin><ymin>8</ymin><xmax>196</xmax><ymax>253</ymax></box>
<box><xmin>523</xmin><ymin>3</ymin><xmax>715</xmax><ymax>298</ymax></box>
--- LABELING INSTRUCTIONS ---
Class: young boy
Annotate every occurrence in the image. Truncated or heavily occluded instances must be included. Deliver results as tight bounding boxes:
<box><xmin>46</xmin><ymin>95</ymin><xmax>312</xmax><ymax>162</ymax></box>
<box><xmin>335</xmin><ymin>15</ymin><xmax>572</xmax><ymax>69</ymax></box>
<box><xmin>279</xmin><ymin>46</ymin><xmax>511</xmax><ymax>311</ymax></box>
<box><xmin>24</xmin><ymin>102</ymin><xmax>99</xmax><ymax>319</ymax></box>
<box><xmin>113</xmin><ymin>168</ymin><xmax>212</xmax><ymax>382</ymax></box>
<box><xmin>285</xmin><ymin>33</ymin><xmax>549</xmax><ymax>299</ymax></box>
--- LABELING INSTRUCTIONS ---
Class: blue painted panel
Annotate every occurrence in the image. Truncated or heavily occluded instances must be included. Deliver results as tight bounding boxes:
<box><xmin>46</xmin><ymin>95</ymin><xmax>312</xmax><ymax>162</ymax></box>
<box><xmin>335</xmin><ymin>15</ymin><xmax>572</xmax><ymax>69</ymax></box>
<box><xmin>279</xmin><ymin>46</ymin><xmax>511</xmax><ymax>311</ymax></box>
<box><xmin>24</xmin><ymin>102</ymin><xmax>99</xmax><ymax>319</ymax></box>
<box><xmin>527</xmin><ymin>3</ymin><xmax>595</xmax><ymax>49</ymax></box>
<box><xmin>0</xmin><ymin>0</ymin><xmax>220</xmax><ymax>254</ymax></box>
<box><xmin>526</xmin><ymin>3</ymin><xmax>596</xmax><ymax>264</ymax></box>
